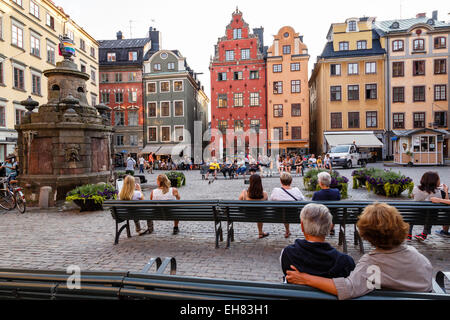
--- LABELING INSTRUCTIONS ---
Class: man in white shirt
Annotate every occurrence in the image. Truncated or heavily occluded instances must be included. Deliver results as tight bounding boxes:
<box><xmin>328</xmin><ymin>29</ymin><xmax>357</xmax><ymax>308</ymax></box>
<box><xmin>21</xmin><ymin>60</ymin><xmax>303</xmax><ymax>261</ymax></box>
<box><xmin>308</xmin><ymin>154</ymin><xmax>317</xmax><ymax>168</ymax></box>
<box><xmin>270</xmin><ymin>172</ymin><xmax>306</xmax><ymax>238</ymax></box>
<box><xmin>138</xmin><ymin>156</ymin><xmax>145</xmax><ymax>174</ymax></box>
<box><xmin>125</xmin><ymin>154</ymin><xmax>136</xmax><ymax>175</ymax></box>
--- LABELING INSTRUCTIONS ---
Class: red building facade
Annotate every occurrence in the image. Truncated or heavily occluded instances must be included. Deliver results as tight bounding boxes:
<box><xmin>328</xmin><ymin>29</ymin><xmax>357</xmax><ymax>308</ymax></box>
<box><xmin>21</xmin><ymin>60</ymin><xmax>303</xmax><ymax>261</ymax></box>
<box><xmin>210</xmin><ymin>9</ymin><xmax>267</xmax><ymax>157</ymax></box>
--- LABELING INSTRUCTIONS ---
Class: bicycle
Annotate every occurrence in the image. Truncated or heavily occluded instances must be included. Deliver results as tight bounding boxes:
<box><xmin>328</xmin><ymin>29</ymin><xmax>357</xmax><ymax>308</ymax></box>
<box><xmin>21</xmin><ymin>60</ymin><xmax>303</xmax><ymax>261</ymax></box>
<box><xmin>0</xmin><ymin>176</ymin><xmax>26</xmax><ymax>213</ymax></box>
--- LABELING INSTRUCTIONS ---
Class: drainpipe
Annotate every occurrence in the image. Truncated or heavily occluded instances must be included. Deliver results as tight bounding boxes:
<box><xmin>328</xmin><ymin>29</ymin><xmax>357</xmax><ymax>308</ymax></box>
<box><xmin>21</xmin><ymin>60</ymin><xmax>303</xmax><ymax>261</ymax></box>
<box><xmin>385</xmin><ymin>37</ymin><xmax>391</xmax><ymax>160</ymax></box>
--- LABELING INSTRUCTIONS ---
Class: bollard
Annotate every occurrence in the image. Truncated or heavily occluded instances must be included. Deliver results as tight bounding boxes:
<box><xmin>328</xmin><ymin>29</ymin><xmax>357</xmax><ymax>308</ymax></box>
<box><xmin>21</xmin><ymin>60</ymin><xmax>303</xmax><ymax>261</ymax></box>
<box><xmin>39</xmin><ymin>186</ymin><xmax>52</xmax><ymax>209</ymax></box>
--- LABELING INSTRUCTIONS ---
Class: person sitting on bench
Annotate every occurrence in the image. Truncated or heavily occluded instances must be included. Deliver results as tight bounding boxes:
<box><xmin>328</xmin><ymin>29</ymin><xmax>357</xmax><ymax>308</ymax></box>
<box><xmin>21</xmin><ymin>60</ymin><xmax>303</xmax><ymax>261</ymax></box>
<box><xmin>221</xmin><ymin>158</ymin><xmax>234</xmax><ymax>179</ymax></box>
<box><xmin>286</xmin><ymin>202</ymin><xmax>433</xmax><ymax>300</ymax></box>
<box><xmin>205</xmin><ymin>159</ymin><xmax>220</xmax><ymax>180</ymax></box>
<box><xmin>280</xmin><ymin>203</ymin><xmax>355</xmax><ymax>280</ymax></box>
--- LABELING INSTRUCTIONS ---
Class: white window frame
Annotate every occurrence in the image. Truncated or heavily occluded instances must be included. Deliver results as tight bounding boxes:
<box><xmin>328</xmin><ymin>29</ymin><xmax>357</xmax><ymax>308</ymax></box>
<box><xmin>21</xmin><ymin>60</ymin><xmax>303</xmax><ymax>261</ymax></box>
<box><xmin>107</xmin><ymin>52</ymin><xmax>116</xmax><ymax>62</ymax></box>
<box><xmin>29</xmin><ymin>0</ymin><xmax>40</xmax><ymax>18</ymax></box>
<box><xmin>153</xmin><ymin>63</ymin><xmax>161</xmax><ymax>71</ymax></box>
<box><xmin>30</xmin><ymin>32</ymin><xmax>41</xmax><ymax>57</ymax></box>
<box><xmin>168</xmin><ymin>62</ymin><xmax>175</xmax><ymax>70</ymax></box>
<box><xmin>46</xmin><ymin>13</ymin><xmax>55</xmax><ymax>29</ymax></box>
<box><xmin>249</xmin><ymin>92</ymin><xmax>260</xmax><ymax>106</ymax></box>
<box><xmin>225</xmin><ymin>50</ymin><xmax>235</xmax><ymax>61</ymax></box>
<box><xmin>128</xmin><ymin>51</ymin><xmax>137</xmax><ymax>61</ymax></box>
<box><xmin>128</xmin><ymin>90</ymin><xmax>137</xmax><ymax>103</ymax></box>
<box><xmin>173</xmin><ymin>125</ymin><xmax>185</xmax><ymax>142</ymax></box>
<box><xmin>357</xmin><ymin>40</ymin><xmax>367</xmax><ymax>50</ymax></box>
<box><xmin>241</xmin><ymin>48</ymin><xmax>250</xmax><ymax>60</ymax></box>
<box><xmin>173</xmin><ymin>100</ymin><xmax>184</xmax><ymax>117</ymax></box>
<box><xmin>160</xmin><ymin>126</ymin><xmax>171</xmax><ymax>142</ymax></box>
<box><xmin>0</xmin><ymin>14</ymin><xmax>4</xmax><ymax>40</ymax></box>
<box><xmin>330</xmin><ymin>64</ymin><xmax>341</xmax><ymax>76</ymax></box>
<box><xmin>46</xmin><ymin>41</ymin><xmax>56</xmax><ymax>65</ymax></box>
<box><xmin>348</xmin><ymin>63</ymin><xmax>359</xmax><ymax>75</ymax></box>
<box><xmin>90</xmin><ymin>66</ymin><xmax>97</xmax><ymax>82</ymax></box>
<box><xmin>147</xmin><ymin>101</ymin><xmax>157</xmax><ymax>118</ymax></box>
<box><xmin>66</xmin><ymin>29</ymin><xmax>74</xmax><ymax>41</ymax></box>
<box><xmin>365</xmin><ymin>61</ymin><xmax>376</xmax><ymax>74</ymax></box>
<box><xmin>160</xmin><ymin>101</ymin><xmax>171</xmax><ymax>118</ymax></box>
<box><xmin>30</xmin><ymin>70</ymin><xmax>42</xmax><ymax>95</ymax></box>
<box><xmin>11</xmin><ymin>21</ymin><xmax>24</xmax><ymax>48</ymax></box>
<box><xmin>347</xmin><ymin>20</ymin><xmax>358</xmax><ymax>32</ymax></box>
<box><xmin>12</xmin><ymin>63</ymin><xmax>25</xmax><ymax>90</ymax></box>
<box><xmin>0</xmin><ymin>57</ymin><xmax>4</xmax><ymax>85</ymax></box>
<box><xmin>147</xmin><ymin>81</ymin><xmax>157</xmax><ymax>94</ymax></box>
<box><xmin>148</xmin><ymin>126</ymin><xmax>158</xmax><ymax>142</ymax></box>
<box><xmin>172</xmin><ymin>79</ymin><xmax>184</xmax><ymax>92</ymax></box>
<box><xmin>15</xmin><ymin>105</ymin><xmax>26</xmax><ymax>125</ymax></box>
<box><xmin>160</xmin><ymin>81</ymin><xmax>170</xmax><ymax>93</ymax></box>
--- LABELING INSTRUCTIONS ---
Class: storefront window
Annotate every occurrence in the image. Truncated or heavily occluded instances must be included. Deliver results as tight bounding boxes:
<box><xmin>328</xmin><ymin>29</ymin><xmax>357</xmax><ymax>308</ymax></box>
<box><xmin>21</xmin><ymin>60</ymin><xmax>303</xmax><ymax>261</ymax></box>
<box><xmin>419</xmin><ymin>136</ymin><xmax>436</xmax><ymax>152</ymax></box>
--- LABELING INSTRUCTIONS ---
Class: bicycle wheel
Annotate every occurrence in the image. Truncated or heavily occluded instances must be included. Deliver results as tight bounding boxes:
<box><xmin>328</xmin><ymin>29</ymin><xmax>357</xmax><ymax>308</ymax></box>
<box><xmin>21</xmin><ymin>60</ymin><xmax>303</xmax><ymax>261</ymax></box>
<box><xmin>0</xmin><ymin>189</ymin><xmax>15</xmax><ymax>211</ymax></box>
<box><xmin>15</xmin><ymin>191</ymin><xmax>26</xmax><ymax>214</ymax></box>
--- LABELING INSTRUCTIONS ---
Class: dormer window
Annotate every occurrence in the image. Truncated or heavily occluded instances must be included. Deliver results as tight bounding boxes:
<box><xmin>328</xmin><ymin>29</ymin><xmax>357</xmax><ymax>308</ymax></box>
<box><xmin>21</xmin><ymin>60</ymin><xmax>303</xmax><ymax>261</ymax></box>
<box><xmin>233</xmin><ymin>28</ymin><xmax>242</xmax><ymax>39</ymax></box>
<box><xmin>107</xmin><ymin>52</ymin><xmax>116</xmax><ymax>62</ymax></box>
<box><xmin>390</xmin><ymin>22</ymin><xmax>400</xmax><ymax>29</ymax></box>
<box><xmin>339</xmin><ymin>41</ymin><xmax>349</xmax><ymax>51</ymax></box>
<box><xmin>348</xmin><ymin>20</ymin><xmax>357</xmax><ymax>32</ymax></box>
<box><xmin>357</xmin><ymin>40</ymin><xmax>367</xmax><ymax>50</ymax></box>
<box><xmin>427</xmin><ymin>19</ymin><xmax>435</xmax><ymax>26</ymax></box>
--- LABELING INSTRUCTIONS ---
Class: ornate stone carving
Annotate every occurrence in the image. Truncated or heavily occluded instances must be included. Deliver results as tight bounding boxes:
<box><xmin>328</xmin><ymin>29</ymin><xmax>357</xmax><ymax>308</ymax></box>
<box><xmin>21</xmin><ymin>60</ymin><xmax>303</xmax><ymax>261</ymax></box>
<box><xmin>65</xmin><ymin>144</ymin><xmax>81</xmax><ymax>162</ymax></box>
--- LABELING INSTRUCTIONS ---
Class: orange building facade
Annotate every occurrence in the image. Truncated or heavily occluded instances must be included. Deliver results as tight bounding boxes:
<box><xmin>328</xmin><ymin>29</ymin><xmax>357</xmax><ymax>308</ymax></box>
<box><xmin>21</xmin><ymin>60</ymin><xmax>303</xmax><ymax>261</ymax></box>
<box><xmin>267</xmin><ymin>26</ymin><xmax>310</xmax><ymax>156</ymax></box>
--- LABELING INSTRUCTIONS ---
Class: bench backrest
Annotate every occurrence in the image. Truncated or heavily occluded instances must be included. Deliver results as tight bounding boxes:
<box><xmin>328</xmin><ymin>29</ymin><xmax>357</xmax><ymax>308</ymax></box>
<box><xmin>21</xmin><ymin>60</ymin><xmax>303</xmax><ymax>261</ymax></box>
<box><xmin>104</xmin><ymin>200</ymin><xmax>219</xmax><ymax>222</ymax></box>
<box><xmin>0</xmin><ymin>269</ymin><xmax>448</xmax><ymax>300</ymax></box>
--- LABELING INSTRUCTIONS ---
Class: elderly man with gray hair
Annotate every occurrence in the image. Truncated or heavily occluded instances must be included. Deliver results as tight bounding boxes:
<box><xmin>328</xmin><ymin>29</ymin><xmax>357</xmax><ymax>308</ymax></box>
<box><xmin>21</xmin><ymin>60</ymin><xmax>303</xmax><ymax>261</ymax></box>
<box><xmin>280</xmin><ymin>203</ymin><xmax>355</xmax><ymax>280</ymax></box>
<box><xmin>312</xmin><ymin>171</ymin><xmax>341</xmax><ymax>236</ymax></box>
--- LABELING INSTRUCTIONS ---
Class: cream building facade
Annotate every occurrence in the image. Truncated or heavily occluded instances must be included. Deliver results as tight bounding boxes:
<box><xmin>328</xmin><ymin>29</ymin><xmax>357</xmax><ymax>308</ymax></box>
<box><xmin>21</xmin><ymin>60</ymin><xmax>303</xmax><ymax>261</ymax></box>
<box><xmin>0</xmin><ymin>0</ymin><xmax>99</xmax><ymax>161</ymax></box>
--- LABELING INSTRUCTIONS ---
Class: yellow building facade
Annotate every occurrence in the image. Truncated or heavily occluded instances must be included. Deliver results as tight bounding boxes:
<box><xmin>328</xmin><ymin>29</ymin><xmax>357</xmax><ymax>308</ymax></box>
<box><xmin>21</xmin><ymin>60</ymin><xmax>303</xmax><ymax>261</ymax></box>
<box><xmin>0</xmin><ymin>0</ymin><xmax>99</xmax><ymax>161</ymax></box>
<box><xmin>266</xmin><ymin>26</ymin><xmax>309</xmax><ymax>156</ymax></box>
<box><xmin>309</xmin><ymin>17</ymin><xmax>386</xmax><ymax>159</ymax></box>
<box><xmin>375</xmin><ymin>13</ymin><xmax>450</xmax><ymax>163</ymax></box>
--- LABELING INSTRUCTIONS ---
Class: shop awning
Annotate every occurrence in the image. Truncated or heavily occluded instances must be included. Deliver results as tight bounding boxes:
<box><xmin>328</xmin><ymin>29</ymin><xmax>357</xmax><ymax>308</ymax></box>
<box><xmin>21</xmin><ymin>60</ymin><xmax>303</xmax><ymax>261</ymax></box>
<box><xmin>324</xmin><ymin>132</ymin><xmax>383</xmax><ymax>148</ymax></box>
<box><xmin>141</xmin><ymin>145</ymin><xmax>162</xmax><ymax>154</ymax></box>
<box><xmin>155</xmin><ymin>144</ymin><xmax>190</xmax><ymax>156</ymax></box>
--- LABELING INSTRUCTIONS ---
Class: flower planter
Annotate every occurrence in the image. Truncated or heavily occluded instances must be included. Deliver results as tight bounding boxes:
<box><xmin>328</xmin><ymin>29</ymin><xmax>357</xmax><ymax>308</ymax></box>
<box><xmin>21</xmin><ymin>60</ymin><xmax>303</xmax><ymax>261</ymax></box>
<box><xmin>73</xmin><ymin>199</ymin><xmax>104</xmax><ymax>212</ymax></box>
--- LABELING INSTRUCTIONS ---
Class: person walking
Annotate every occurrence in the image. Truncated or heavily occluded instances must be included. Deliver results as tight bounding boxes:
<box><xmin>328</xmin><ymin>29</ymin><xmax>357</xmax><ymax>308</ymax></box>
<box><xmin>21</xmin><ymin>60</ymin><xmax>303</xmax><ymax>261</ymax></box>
<box><xmin>138</xmin><ymin>155</ymin><xmax>145</xmax><ymax>174</ymax></box>
<box><xmin>118</xmin><ymin>175</ymin><xmax>153</xmax><ymax>235</ymax></box>
<box><xmin>150</xmin><ymin>174</ymin><xmax>181</xmax><ymax>235</ymax></box>
<box><xmin>148</xmin><ymin>153</ymin><xmax>154</xmax><ymax>174</ymax></box>
<box><xmin>238</xmin><ymin>174</ymin><xmax>269</xmax><ymax>239</ymax></box>
<box><xmin>269</xmin><ymin>172</ymin><xmax>306</xmax><ymax>238</ymax></box>
<box><xmin>411</xmin><ymin>171</ymin><xmax>449</xmax><ymax>241</ymax></box>
<box><xmin>125</xmin><ymin>154</ymin><xmax>136</xmax><ymax>176</ymax></box>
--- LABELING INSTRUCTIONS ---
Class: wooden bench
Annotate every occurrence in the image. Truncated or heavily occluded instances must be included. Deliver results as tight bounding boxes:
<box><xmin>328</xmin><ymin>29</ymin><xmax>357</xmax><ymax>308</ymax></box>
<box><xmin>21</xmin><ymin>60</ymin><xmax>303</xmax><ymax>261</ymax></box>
<box><xmin>217</xmin><ymin>200</ymin><xmax>450</xmax><ymax>253</ymax></box>
<box><xmin>103</xmin><ymin>200</ymin><xmax>223</xmax><ymax>248</ymax></box>
<box><xmin>0</xmin><ymin>259</ymin><xmax>448</xmax><ymax>300</ymax></box>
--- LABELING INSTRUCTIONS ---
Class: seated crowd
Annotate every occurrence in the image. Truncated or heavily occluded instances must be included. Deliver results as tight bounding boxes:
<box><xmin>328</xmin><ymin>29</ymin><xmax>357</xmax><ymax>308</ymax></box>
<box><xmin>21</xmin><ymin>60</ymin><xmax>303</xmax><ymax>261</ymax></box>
<box><xmin>117</xmin><ymin>169</ymin><xmax>448</xmax><ymax>299</ymax></box>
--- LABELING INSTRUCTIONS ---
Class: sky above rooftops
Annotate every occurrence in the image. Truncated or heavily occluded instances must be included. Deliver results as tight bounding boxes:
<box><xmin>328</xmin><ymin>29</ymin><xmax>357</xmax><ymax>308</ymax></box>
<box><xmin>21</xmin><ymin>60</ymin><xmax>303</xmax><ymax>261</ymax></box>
<box><xmin>54</xmin><ymin>0</ymin><xmax>449</xmax><ymax>114</ymax></box>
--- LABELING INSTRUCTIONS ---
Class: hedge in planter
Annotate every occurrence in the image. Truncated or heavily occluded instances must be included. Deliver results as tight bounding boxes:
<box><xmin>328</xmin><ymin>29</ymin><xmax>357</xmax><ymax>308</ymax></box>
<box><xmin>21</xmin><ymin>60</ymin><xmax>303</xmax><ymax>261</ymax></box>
<box><xmin>165</xmin><ymin>171</ymin><xmax>186</xmax><ymax>188</ymax></box>
<box><xmin>66</xmin><ymin>183</ymin><xmax>118</xmax><ymax>212</ymax></box>
<box><xmin>303</xmin><ymin>169</ymin><xmax>349</xmax><ymax>199</ymax></box>
<box><xmin>353</xmin><ymin>168</ymin><xmax>414</xmax><ymax>197</ymax></box>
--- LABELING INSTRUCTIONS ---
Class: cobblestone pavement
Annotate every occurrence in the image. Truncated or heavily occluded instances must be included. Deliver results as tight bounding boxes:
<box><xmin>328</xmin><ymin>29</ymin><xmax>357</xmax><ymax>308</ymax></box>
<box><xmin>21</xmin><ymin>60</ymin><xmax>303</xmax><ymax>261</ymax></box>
<box><xmin>0</xmin><ymin>163</ymin><xmax>448</xmax><ymax>284</ymax></box>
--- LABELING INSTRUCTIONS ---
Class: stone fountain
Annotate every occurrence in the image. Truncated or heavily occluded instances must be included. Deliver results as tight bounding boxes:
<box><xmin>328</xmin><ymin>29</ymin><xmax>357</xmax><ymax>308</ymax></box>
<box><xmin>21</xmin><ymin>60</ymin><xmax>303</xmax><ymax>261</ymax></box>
<box><xmin>15</xmin><ymin>36</ymin><xmax>113</xmax><ymax>206</ymax></box>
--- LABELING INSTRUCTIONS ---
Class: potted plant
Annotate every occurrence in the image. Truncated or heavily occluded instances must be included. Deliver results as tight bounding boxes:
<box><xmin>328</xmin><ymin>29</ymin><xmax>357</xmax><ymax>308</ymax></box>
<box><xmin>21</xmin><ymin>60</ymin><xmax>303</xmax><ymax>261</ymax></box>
<box><xmin>165</xmin><ymin>171</ymin><xmax>186</xmax><ymax>188</ymax></box>
<box><xmin>66</xmin><ymin>183</ymin><xmax>118</xmax><ymax>212</ymax></box>
<box><xmin>363</xmin><ymin>168</ymin><xmax>414</xmax><ymax>197</ymax></box>
<box><xmin>303</xmin><ymin>169</ymin><xmax>349</xmax><ymax>199</ymax></box>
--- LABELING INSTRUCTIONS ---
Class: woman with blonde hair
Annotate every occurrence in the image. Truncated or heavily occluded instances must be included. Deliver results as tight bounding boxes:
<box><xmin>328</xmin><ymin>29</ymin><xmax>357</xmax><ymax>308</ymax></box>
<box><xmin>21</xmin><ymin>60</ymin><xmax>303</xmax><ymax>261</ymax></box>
<box><xmin>150</xmin><ymin>174</ymin><xmax>181</xmax><ymax>235</ymax></box>
<box><xmin>118</xmin><ymin>175</ymin><xmax>153</xmax><ymax>235</ymax></box>
<box><xmin>286</xmin><ymin>202</ymin><xmax>432</xmax><ymax>300</ymax></box>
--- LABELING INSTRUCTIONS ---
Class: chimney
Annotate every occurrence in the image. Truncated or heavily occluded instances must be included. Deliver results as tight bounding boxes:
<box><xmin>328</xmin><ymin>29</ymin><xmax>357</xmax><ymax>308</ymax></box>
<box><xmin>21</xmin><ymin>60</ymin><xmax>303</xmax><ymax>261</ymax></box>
<box><xmin>416</xmin><ymin>13</ymin><xmax>426</xmax><ymax>18</ymax></box>
<box><xmin>148</xmin><ymin>27</ymin><xmax>160</xmax><ymax>52</ymax></box>
<box><xmin>432</xmin><ymin>10</ymin><xmax>438</xmax><ymax>20</ymax></box>
<box><xmin>116</xmin><ymin>31</ymin><xmax>123</xmax><ymax>40</ymax></box>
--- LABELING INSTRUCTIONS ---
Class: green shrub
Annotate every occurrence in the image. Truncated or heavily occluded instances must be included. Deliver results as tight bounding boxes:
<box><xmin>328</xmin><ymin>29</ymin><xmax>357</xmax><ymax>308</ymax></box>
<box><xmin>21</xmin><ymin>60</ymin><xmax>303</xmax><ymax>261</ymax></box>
<box><xmin>66</xmin><ymin>183</ymin><xmax>117</xmax><ymax>204</ymax></box>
